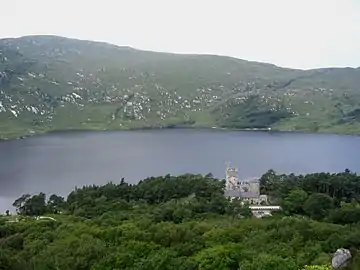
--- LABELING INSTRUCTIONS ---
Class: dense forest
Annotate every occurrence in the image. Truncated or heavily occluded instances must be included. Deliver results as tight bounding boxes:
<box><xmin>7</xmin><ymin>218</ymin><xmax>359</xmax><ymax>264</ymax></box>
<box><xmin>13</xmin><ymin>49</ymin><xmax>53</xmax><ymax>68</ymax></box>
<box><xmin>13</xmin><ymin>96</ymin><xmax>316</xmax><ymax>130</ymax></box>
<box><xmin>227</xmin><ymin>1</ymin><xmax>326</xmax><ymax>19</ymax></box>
<box><xmin>1</xmin><ymin>171</ymin><xmax>360</xmax><ymax>270</ymax></box>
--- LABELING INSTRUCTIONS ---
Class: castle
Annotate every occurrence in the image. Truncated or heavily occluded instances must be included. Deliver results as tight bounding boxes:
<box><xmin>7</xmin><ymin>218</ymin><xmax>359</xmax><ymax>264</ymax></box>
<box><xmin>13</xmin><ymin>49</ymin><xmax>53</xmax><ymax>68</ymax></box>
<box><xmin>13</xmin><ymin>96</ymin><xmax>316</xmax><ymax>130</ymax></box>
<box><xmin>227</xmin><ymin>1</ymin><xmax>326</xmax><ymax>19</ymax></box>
<box><xmin>224</xmin><ymin>163</ymin><xmax>268</xmax><ymax>205</ymax></box>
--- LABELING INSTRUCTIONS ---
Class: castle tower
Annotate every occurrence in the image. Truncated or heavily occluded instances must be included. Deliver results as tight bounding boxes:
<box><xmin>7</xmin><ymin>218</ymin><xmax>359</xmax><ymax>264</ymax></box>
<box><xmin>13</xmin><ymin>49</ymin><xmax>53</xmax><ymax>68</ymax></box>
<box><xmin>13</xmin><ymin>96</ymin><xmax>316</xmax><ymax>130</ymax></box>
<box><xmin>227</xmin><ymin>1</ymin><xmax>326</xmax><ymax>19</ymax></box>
<box><xmin>226</xmin><ymin>162</ymin><xmax>239</xmax><ymax>190</ymax></box>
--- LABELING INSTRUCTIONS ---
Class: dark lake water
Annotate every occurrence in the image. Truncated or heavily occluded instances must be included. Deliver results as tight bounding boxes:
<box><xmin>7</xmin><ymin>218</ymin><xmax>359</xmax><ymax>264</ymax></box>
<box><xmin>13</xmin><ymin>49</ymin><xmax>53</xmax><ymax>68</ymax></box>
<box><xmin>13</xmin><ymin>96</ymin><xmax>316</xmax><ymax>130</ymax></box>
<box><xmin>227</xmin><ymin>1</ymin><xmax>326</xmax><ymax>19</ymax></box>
<box><xmin>1</xmin><ymin>129</ymin><xmax>360</xmax><ymax>212</ymax></box>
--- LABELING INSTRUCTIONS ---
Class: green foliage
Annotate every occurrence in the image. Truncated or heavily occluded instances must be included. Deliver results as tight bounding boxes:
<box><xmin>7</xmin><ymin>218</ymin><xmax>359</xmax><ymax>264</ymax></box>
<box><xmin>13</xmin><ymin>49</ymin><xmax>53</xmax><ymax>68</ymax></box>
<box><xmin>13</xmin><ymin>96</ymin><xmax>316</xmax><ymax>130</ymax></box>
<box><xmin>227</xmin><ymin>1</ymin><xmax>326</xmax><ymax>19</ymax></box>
<box><xmin>303</xmin><ymin>194</ymin><xmax>334</xmax><ymax>220</ymax></box>
<box><xmin>328</xmin><ymin>207</ymin><xmax>360</xmax><ymax>224</ymax></box>
<box><xmin>12</xmin><ymin>193</ymin><xmax>47</xmax><ymax>216</ymax></box>
<box><xmin>47</xmin><ymin>194</ymin><xmax>65</xmax><ymax>213</ymax></box>
<box><xmin>241</xmin><ymin>254</ymin><xmax>298</xmax><ymax>270</ymax></box>
<box><xmin>260</xmin><ymin>170</ymin><xmax>360</xmax><ymax>206</ymax></box>
<box><xmin>282</xmin><ymin>189</ymin><xmax>308</xmax><ymax>215</ymax></box>
<box><xmin>2</xmin><ymin>171</ymin><xmax>360</xmax><ymax>269</ymax></box>
<box><xmin>302</xmin><ymin>265</ymin><xmax>332</xmax><ymax>270</ymax></box>
<box><xmin>214</xmin><ymin>95</ymin><xmax>294</xmax><ymax>129</ymax></box>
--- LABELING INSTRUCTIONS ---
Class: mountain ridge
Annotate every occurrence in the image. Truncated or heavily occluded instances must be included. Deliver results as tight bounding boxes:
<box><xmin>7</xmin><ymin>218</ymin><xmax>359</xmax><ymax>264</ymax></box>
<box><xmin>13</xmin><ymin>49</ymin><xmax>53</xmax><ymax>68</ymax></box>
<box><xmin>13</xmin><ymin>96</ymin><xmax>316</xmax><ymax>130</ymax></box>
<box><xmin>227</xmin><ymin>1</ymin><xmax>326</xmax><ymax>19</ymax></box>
<box><xmin>3</xmin><ymin>35</ymin><xmax>359</xmax><ymax>71</ymax></box>
<box><xmin>1</xmin><ymin>35</ymin><xmax>360</xmax><ymax>139</ymax></box>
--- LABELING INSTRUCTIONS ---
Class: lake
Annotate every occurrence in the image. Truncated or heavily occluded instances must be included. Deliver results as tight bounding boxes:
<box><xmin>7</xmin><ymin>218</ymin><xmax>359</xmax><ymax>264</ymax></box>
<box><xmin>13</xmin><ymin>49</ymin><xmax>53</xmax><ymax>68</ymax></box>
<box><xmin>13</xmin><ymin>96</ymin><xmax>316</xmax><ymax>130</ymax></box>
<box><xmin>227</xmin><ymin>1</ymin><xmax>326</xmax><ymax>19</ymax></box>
<box><xmin>1</xmin><ymin>129</ymin><xmax>360</xmax><ymax>212</ymax></box>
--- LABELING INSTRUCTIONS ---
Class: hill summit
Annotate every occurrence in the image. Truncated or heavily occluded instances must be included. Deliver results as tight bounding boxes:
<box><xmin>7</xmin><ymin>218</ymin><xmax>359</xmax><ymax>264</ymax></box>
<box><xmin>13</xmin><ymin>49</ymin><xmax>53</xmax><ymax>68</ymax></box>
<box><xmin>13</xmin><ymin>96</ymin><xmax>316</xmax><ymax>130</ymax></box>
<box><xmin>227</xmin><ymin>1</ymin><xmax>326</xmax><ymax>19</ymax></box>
<box><xmin>1</xmin><ymin>35</ymin><xmax>360</xmax><ymax>138</ymax></box>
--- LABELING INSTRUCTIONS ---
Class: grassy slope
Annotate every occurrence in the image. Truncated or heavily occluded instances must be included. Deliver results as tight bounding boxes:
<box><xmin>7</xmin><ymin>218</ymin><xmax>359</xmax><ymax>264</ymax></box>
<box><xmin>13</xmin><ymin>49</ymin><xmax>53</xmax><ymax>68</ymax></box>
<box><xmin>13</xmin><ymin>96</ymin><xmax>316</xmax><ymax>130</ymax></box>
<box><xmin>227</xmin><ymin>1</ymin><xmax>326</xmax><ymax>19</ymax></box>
<box><xmin>1</xmin><ymin>35</ymin><xmax>360</xmax><ymax>139</ymax></box>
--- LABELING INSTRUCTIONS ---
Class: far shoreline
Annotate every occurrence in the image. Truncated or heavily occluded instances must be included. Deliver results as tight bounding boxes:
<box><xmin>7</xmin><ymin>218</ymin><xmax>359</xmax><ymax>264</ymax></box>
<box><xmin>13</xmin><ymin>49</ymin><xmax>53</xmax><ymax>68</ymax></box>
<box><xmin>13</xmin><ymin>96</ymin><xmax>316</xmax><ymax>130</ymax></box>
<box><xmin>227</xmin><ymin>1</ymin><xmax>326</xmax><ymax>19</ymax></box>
<box><xmin>1</xmin><ymin>125</ymin><xmax>360</xmax><ymax>142</ymax></box>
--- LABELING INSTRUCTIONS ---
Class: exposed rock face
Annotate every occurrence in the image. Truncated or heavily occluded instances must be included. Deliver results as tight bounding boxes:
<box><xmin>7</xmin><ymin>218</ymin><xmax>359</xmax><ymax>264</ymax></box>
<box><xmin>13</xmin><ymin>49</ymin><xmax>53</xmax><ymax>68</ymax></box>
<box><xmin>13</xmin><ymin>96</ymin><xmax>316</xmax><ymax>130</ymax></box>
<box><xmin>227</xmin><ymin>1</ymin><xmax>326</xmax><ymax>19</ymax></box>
<box><xmin>332</xmin><ymin>248</ymin><xmax>352</xmax><ymax>269</ymax></box>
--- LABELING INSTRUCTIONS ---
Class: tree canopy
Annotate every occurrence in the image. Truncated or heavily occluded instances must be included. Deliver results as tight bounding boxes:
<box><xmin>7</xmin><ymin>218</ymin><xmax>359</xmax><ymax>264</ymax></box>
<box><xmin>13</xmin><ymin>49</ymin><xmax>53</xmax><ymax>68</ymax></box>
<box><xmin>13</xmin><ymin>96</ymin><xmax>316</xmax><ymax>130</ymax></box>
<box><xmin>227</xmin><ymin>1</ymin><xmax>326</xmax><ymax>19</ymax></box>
<box><xmin>1</xmin><ymin>171</ymin><xmax>360</xmax><ymax>269</ymax></box>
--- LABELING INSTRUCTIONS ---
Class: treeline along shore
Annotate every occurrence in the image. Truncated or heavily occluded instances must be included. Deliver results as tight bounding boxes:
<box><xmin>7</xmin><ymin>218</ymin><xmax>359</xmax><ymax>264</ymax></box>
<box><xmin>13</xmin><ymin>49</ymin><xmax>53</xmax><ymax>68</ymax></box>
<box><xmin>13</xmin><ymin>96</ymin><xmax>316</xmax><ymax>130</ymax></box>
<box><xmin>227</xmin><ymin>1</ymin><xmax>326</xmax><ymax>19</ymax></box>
<box><xmin>1</xmin><ymin>170</ymin><xmax>360</xmax><ymax>269</ymax></box>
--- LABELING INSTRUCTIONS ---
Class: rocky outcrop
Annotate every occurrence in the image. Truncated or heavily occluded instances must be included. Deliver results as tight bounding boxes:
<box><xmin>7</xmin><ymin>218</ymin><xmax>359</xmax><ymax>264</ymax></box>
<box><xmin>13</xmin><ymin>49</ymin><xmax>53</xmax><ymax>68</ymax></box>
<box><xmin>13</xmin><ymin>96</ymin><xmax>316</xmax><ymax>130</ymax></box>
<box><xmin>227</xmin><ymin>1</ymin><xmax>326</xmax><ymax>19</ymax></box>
<box><xmin>331</xmin><ymin>248</ymin><xmax>351</xmax><ymax>269</ymax></box>
<box><xmin>2</xmin><ymin>35</ymin><xmax>360</xmax><ymax>139</ymax></box>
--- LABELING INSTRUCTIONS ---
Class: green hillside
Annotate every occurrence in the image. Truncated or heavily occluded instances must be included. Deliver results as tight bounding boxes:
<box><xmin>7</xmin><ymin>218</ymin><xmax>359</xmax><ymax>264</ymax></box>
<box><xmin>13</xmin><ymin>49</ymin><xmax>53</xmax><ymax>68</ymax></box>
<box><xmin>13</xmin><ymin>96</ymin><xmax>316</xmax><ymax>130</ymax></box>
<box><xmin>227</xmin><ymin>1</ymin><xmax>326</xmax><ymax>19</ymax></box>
<box><xmin>1</xmin><ymin>35</ymin><xmax>360</xmax><ymax>139</ymax></box>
